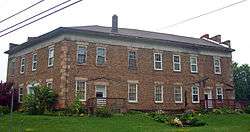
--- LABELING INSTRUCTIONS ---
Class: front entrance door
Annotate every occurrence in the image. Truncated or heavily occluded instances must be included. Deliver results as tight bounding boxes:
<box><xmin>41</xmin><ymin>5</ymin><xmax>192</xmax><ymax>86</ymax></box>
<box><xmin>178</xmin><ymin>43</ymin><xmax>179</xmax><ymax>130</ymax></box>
<box><xmin>204</xmin><ymin>89</ymin><xmax>213</xmax><ymax>108</ymax></box>
<box><xmin>96</xmin><ymin>85</ymin><xmax>106</xmax><ymax>98</ymax></box>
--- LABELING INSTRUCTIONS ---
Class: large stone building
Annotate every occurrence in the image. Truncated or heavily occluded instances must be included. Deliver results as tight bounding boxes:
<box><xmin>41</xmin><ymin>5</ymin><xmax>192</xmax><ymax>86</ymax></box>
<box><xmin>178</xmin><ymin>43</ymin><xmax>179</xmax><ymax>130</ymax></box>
<box><xmin>5</xmin><ymin>15</ymin><xmax>235</xmax><ymax>111</ymax></box>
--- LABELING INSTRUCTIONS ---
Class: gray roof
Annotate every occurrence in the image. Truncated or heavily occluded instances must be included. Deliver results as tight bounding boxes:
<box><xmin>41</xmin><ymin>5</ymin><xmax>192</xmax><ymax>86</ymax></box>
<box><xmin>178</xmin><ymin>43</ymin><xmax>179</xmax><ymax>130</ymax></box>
<box><xmin>5</xmin><ymin>25</ymin><xmax>233</xmax><ymax>54</ymax></box>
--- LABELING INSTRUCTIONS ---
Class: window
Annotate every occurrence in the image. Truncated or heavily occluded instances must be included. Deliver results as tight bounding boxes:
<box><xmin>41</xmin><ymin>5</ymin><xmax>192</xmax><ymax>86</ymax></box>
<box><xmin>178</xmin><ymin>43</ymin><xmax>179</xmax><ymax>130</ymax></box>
<box><xmin>155</xmin><ymin>85</ymin><xmax>163</xmax><ymax>103</ymax></box>
<box><xmin>47</xmin><ymin>81</ymin><xmax>53</xmax><ymax>89</ymax></box>
<box><xmin>18</xmin><ymin>85</ymin><xmax>23</xmax><ymax>103</ymax></box>
<box><xmin>48</xmin><ymin>47</ymin><xmax>54</xmax><ymax>67</ymax></box>
<box><xmin>20</xmin><ymin>57</ymin><xmax>25</xmax><ymax>74</ymax></box>
<box><xmin>154</xmin><ymin>53</ymin><xmax>163</xmax><ymax>70</ymax></box>
<box><xmin>173</xmin><ymin>55</ymin><xmax>181</xmax><ymax>72</ymax></box>
<box><xmin>96</xmin><ymin>47</ymin><xmax>106</xmax><ymax>65</ymax></box>
<box><xmin>216</xmin><ymin>87</ymin><xmax>223</xmax><ymax>100</ymax></box>
<box><xmin>77</xmin><ymin>45</ymin><xmax>87</xmax><ymax>64</ymax></box>
<box><xmin>128</xmin><ymin>51</ymin><xmax>137</xmax><ymax>69</ymax></box>
<box><xmin>190</xmin><ymin>56</ymin><xmax>198</xmax><ymax>73</ymax></box>
<box><xmin>76</xmin><ymin>80</ymin><xmax>86</xmax><ymax>101</ymax></box>
<box><xmin>192</xmin><ymin>85</ymin><xmax>199</xmax><ymax>103</ymax></box>
<box><xmin>128</xmin><ymin>83</ymin><xmax>138</xmax><ymax>102</ymax></box>
<box><xmin>9</xmin><ymin>59</ymin><xmax>15</xmax><ymax>75</ymax></box>
<box><xmin>214</xmin><ymin>57</ymin><xmax>221</xmax><ymax>74</ymax></box>
<box><xmin>27</xmin><ymin>83</ymin><xmax>39</xmax><ymax>95</ymax></box>
<box><xmin>174</xmin><ymin>86</ymin><xmax>182</xmax><ymax>103</ymax></box>
<box><xmin>32</xmin><ymin>53</ymin><xmax>37</xmax><ymax>71</ymax></box>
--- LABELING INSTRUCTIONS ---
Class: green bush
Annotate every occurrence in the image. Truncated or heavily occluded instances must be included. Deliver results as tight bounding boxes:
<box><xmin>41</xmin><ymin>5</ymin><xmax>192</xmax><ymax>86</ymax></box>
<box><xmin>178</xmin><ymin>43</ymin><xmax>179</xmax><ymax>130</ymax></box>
<box><xmin>245</xmin><ymin>105</ymin><xmax>250</xmax><ymax>114</ymax></box>
<box><xmin>179</xmin><ymin>113</ymin><xmax>206</xmax><ymax>127</ymax></box>
<box><xmin>64</xmin><ymin>98</ymin><xmax>85</xmax><ymax>116</ymax></box>
<box><xmin>95</xmin><ymin>107</ymin><xmax>112</xmax><ymax>118</ymax></box>
<box><xmin>0</xmin><ymin>106</ymin><xmax>10</xmax><ymax>115</ymax></box>
<box><xmin>23</xmin><ymin>85</ymin><xmax>57</xmax><ymax>115</ymax></box>
<box><xmin>148</xmin><ymin>112</ymin><xmax>170</xmax><ymax>123</ymax></box>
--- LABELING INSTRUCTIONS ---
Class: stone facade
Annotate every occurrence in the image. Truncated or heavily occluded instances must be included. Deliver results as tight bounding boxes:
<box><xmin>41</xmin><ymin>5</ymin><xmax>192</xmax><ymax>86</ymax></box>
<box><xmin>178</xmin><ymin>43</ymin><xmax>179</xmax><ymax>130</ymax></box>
<box><xmin>6</xmin><ymin>37</ymin><xmax>234</xmax><ymax>110</ymax></box>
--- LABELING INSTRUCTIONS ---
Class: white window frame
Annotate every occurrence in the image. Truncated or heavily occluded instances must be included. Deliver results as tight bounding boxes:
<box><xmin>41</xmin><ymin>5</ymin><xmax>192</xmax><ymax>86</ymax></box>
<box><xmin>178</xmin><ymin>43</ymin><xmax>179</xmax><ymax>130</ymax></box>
<box><xmin>214</xmin><ymin>57</ymin><xmax>221</xmax><ymax>74</ymax></box>
<box><xmin>154</xmin><ymin>53</ymin><xmax>163</xmax><ymax>70</ymax></box>
<box><xmin>46</xmin><ymin>79</ymin><xmax>53</xmax><ymax>89</ymax></box>
<box><xmin>173</xmin><ymin>55</ymin><xmax>181</xmax><ymax>72</ymax></box>
<box><xmin>154</xmin><ymin>85</ymin><xmax>163</xmax><ymax>103</ymax></box>
<box><xmin>48</xmin><ymin>46</ymin><xmax>54</xmax><ymax>67</ymax></box>
<box><xmin>190</xmin><ymin>56</ymin><xmax>198</xmax><ymax>73</ymax></box>
<box><xmin>96</xmin><ymin>47</ymin><xmax>106</xmax><ymax>65</ymax></box>
<box><xmin>32</xmin><ymin>53</ymin><xmax>37</xmax><ymax>71</ymax></box>
<box><xmin>75</xmin><ymin>80</ymin><xmax>87</xmax><ymax>101</ymax></box>
<box><xmin>192</xmin><ymin>85</ymin><xmax>200</xmax><ymax>103</ymax></box>
<box><xmin>27</xmin><ymin>83</ymin><xmax>39</xmax><ymax>95</ymax></box>
<box><xmin>10</xmin><ymin>59</ymin><xmax>16</xmax><ymax>76</ymax></box>
<box><xmin>128</xmin><ymin>50</ymin><xmax>137</xmax><ymax>69</ymax></box>
<box><xmin>216</xmin><ymin>87</ymin><xmax>223</xmax><ymax>100</ymax></box>
<box><xmin>18</xmin><ymin>84</ymin><xmax>24</xmax><ymax>103</ymax></box>
<box><xmin>128</xmin><ymin>83</ymin><xmax>138</xmax><ymax>103</ymax></box>
<box><xmin>77</xmin><ymin>45</ymin><xmax>87</xmax><ymax>64</ymax></box>
<box><xmin>20</xmin><ymin>57</ymin><xmax>25</xmax><ymax>74</ymax></box>
<box><xmin>174</xmin><ymin>86</ymin><xmax>183</xmax><ymax>103</ymax></box>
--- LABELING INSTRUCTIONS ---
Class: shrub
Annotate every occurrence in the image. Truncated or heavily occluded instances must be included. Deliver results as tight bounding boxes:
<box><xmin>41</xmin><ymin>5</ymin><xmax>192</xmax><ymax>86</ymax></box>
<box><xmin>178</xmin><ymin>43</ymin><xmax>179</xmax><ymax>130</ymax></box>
<box><xmin>23</xmin><ymin>85</ymin><xmax>57</xmax><ymax>115</ymax></box>
<box><xmin>148</xmin><ymin>112</ymin><xmax>170</xmax><ymax>123</ymax></box>
<box><xmin>245</xmin><ymin>105</ymin><xmax>250</xmax><ymax>114</ymax></box>
<box><xmin>179</xmin><ymin>113</ymin><xmax>206</xmax><ymax>127</ymax></box>
<box><xmin>0</xmin><ymin>82</ymin><xmax>19</xmax><ymax>110</ymax></box>
<box><xmin>95</xmin><ymin>107</ymin><xmax>112</xmax><ymax>117</ymax></box>
<box><xmin>64</xmin><ymin>98</ymin><xmax>85</xmax><ymax>116</ymax></box>
<box><xmin>0</xmin><ymin>106</ymin><xmax>10</xmax><ymax>115</ymax></box>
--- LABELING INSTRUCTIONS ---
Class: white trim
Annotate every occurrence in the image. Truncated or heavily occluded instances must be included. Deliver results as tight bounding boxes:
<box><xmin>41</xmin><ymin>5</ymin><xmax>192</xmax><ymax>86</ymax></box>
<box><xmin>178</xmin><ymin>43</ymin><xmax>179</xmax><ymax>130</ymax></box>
<box><xmin>128</xmin><ymin>50</ymin><xmax>137</xmax><ymax>69</ymax></box>
<box><xmin>20</xmin><ymin>57</ymin><xmax>25</xmax><ymax>74</ymax></box>
<box><xmin>154</xmin><ymin>85</ymin><xmax>163</xmax><ymax>103</ymax></box>
<box><xmin>75</xmin><ymin>80</ymin><xmax>87</xmax><ymax>101</ymax></box>
<box><xmin>216</xmin><ymin>87</ymin><xmax>223</xmax><ymax>100</ymax></box>
<box><xmin>48</xmin><ymin>46</ymin><xmax>54</xmax><ymax>67</ymax></box>
<box><xmin>95</xmin><ymin>84</ymin><xmax>107</xmax><ymax>98</ymax></box>
<box><xmin>173</xmin><ymin>55</ymin><xmax>181</xmax><ymax>72</ymax></box>
<box><xmin>26</xmin><ymin>83</ymin><xmax>39</xmax><ymax>95</ymax></box>
<box><xmin>32</xmin><ymin>53</ymin><xmax>37</xmax><ymax>71</ymax></box>
<box><xmin>18</xmin><ymin>84</ymin><xmax>24</xmax><ymax>103</ymax></box>
<box><xmin>174</xmin><ymin>86</ymin><xmax>183</xmax><ymax>103</ymax></box>
<box><xmin>128</xmin><ymin>83</ymin><xmax>138</xmax><ymax>103</ymax></box>
<box><xmin>213</xmin><ymin>57</ymin><xmax>221</xmax><ymax>74</ymax></box>
<box><xmin>190</xmin><ymin>56</ymin><xmax>198</xmax><ymax>73</ymax></box>
<box><xmin>192</xmin><ymin>85</ymin><xmax>200</xmax><ymax>103</ymax></box>
<box><xmin>154</xmin><ymin>53</ymin><xmax>163</xmax><ymax>70</ymax></box>
<box><xmin>76</xmin><ymin>45</ymin><xmax>87</xmax><ymax>64</ymax></box>
<box><xmin>96</xmin><ymin>47</ymin><xmax>106</xmax><ymax>65</ymax></box>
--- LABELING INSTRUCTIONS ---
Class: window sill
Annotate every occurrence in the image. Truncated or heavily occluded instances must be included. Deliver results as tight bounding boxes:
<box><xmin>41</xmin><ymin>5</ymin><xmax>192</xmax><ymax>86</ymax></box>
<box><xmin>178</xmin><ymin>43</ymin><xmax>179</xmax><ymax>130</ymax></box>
<box><xmin>214</xmin><ymin>72</ymin><xmax>222</xmax><ymax>75</ymax></box>
<box><xmin>48</xmin><ymin>65</ymin><xmax>54</xmax><ymax>68</ymax></box>
<box><xmin>175</xmin><ymin>101</ymin><xmax>183</xmax><ymax>104</ymax></box>
<box><xmin>155</xmin><ymin>101</ymin><xmax>163</xmax><ymax>104</ymax></box>
<box><xmin>191</xmin><ymin>71</ymin><xmax>198</xmax><ymax>74</ymax></box>
<box><xmin>77</xmin><ymin>63</ymin><xmax>87</xmax><ymax>66</ymax></box>
<box><xmin>154</xmin><ymin>69</ymin><xmax>163</xmax><ymax>71</ymax></box>
<box><xmin>128</xmin><ymin>101</ymin><xmax>138</xmax><ymax>103</ymax></box>
<box><xmin>192</xmin><ymin>101</ymin><xmax>200</xmax><ymax>104</ymax></box>
<box><xmin>173</xmin><ymin>70</ymin><xmax>181</xmax><ymax>73</ymax></box>
<box><xmin>79</xmin><ymin>99</ymin><xmax>86</xmax><ymax>102</ymax></box>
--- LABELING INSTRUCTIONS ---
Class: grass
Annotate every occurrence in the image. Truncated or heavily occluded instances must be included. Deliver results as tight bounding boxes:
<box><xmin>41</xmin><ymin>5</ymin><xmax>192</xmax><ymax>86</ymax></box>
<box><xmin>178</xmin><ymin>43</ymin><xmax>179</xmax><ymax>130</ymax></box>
<box><xmin>0</xmin><ymin>113</ymin><xmax>250</xmax><ymax>132</ymax></box>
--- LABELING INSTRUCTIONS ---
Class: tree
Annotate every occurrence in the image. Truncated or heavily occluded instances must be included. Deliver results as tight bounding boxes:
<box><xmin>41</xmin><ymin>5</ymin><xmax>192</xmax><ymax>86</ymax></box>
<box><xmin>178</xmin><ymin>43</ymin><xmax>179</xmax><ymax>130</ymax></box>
<box><xmin>0</xmin><ymin>82</ymin><xmax>19</xmax><ymax>110</ymax></box>
<box><xmin>23</xmin><ymin>85</ymin><xmax>57</xmax><ymax>115</ymax></box>
<box><xmin>233</xmin><ymin>62</ymin><xmax>250</xmax><ymax>102</ymax></box>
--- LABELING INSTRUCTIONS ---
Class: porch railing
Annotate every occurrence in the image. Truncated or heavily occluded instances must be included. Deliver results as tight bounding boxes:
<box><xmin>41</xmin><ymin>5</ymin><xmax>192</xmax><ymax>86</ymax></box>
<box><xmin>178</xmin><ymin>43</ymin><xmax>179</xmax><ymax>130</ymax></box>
<box><xmin>86</xmin><ymin>97</ymin><xmax>127</xmax><ymax>113</ymax></box>
<box><xmin>200</xmin><ymin>99</ymin><xmax>248</xmax><ymax>109</ymax></box>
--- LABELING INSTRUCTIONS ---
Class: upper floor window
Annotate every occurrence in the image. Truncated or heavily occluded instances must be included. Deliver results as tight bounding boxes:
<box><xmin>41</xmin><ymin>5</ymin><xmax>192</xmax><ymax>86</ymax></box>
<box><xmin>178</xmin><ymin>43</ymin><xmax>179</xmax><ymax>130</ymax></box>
<box><xmin>20</xmin><ymin>57</ymin><xmax>25</xmax><ymax>74</ymax></box>
<box><xmin>214</xmin><ymin>57</ymin><xmax>221</xmax><ymax>74</ymax></box>
<box><xmin>128</xmin><ymin>83</ymin><xmax>138</xmax><ymax>102</ymax></box>
<box><xmin>173</xmin><ymin>55</ymin><xmax>181</xmax><ymax>72</ymax></box>
<box><xmin>190</xmin><ymin>56</ymin><xmax>198</xmax><ymax>73</ymax></box>
<box><xmin>128</xmin><ymin>51</ymin><xmax>137</xmax><ymax>69</ymax></box>
<box><xmin>174</xmin><ymin>86</ymin><xmax>182</xmax><ymax>103</ymax></box>
<box><xmin>77</xmin><ymin>45</ymin><xmax>87</xmax><ymax>64</ymax></box>
<box><xmin>154</xmin><ymin>53</ymin><xmax>163</xmax><ymax>70</ymax></box>
<box><xmin>32</xmin><ymin>53</ymin><xmax>37</xmax><ymax>71</ymax></box>
<box><xmin>48</xmin><ymin>46</ymin><xmax>54</xmax><ymax>67</ymax></box>
<box><xmin>76</xmin><ymin>80</ymin><xmax>86</xmax><ymax>101</ymax></box>
<box><xmin>192</xmin><ymin>85</ymin><xmax>199</xmax><ymax>103</ymax></box>
<box><xmin>96</xmin><ymin>47</ymin><xmax>106</xmax><ymax>65</ymax></box>
<box><xmin>154</xmin><ymin>85</ymin><xmax>163</xmax><ymax>103</ymax></box>
<box><xmin>216</xmin><ymin>87</ymin><xmax>223</xmax><ymax>100</ymax></box>
<box><xmin>9</xmin><ymin>59</ymin><xmax>16</xmax><ymax>76</ymax></box>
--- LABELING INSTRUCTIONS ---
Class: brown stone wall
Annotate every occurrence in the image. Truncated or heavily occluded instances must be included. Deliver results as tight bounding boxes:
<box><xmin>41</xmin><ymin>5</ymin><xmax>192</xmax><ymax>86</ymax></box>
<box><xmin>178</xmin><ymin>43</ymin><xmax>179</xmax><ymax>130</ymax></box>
<box><xmin>7</xmin><ymin>39</ymin><xmax>234</xmax><ymax>110</ymax></box>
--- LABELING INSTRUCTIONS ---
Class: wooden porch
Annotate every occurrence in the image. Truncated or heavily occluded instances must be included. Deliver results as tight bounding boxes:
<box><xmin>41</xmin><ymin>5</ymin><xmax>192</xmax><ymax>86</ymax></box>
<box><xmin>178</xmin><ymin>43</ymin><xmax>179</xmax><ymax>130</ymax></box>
<box><xmin>200</xmin><ymin>99</ymin><xmax>248</xmax><ymax>109</ymax></box>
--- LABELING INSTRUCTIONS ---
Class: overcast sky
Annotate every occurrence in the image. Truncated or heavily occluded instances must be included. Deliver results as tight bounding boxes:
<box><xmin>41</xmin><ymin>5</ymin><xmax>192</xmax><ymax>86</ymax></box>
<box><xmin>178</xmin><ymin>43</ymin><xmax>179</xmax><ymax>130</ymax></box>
<box><xmin>0</xmin><ymin>0</ymin><xmax>249</xmax><ymax>81</ymax></box>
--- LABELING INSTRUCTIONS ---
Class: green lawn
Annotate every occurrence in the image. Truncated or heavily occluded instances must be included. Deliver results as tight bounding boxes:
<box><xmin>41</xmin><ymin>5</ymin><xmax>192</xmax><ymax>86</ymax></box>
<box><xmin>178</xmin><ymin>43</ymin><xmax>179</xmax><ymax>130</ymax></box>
<box><xmin>1</xmin><ymin>113</ymin><xmax>250</xmax><ymax>132</ymax></box>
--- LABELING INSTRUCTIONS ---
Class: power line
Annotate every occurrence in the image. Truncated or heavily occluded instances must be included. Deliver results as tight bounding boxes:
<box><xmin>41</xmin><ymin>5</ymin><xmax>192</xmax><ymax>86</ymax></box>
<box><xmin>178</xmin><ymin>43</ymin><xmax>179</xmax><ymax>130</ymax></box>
<box><xmin>0</xmin><ymin>0</ymin><xmax>45</xmax><ymax>24</ymax></box>
<box><xmin>0</xmin><ymin>0</ymin><xmax>71</xmax><ymax>34</ymax></box>
<box><xmin>156</xmin><ymin>0</ymin><xmax>247</xmax><ymax>30</ymax></box>
<box><xmin>0</xmin><ymin>0</ymin><xmax>83</xmax><ymax>38</ymax></box>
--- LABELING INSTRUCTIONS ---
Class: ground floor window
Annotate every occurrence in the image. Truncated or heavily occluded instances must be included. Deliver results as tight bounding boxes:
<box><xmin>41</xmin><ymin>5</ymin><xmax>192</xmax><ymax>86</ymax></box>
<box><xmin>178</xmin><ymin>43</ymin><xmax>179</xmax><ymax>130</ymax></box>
<box><xmin>76</xmin><ymin>80</ymin><xmax>86</xmax><ymax>101</ymax></box>
<box><xmin>174</xmin><ymin>86</ymin><xmax>182</xmax><ymax>103</ymax></box>
<box><xmin>216</xmin><ymin>87</ymin><xmax>223</xmax><ymax>100</ymax></box>
<box><xmin>192</xmin><ymin>85</ymin><xmax>199</xmax><ymax>103</ymax></box>
<box><xmin>128</xmin><ymin>83</ymin><xmax>138</xmax><ymax>102</ymax></box>
<box><xmin>155</xmin><ymin>85</ymin><xmax>163</xmax><ymax>103</ymax></box>
<box><xmin>18</xmin><ymin>86</ymin><xmax>23</xmax><ymax>103</ymax></box>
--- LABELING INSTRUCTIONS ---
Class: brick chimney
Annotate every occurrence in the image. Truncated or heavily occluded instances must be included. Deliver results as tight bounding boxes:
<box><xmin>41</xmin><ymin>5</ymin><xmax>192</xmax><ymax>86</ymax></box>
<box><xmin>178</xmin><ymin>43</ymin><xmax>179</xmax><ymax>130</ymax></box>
<box><xmin>200</xmin><ymin>34</ymin><xmax>209</xmax><ymax>39</ymax></box>
<box><xmin>210</xmin><ymin>35</ymin><xmax>221</xmax><ymax>43</ymax></box>
<box><xmin>111</xmin><ymin>14</ymin><xmax>118</xmax><ymax>33</ymax></box>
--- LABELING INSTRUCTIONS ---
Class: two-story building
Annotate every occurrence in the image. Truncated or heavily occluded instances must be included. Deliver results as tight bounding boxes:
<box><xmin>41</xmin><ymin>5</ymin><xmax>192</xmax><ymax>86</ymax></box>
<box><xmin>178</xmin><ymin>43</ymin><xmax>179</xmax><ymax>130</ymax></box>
<box><xmin>5</xmin><ymin>15</ymin><xmax>235</xmax><ymax>111</ymax></box>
